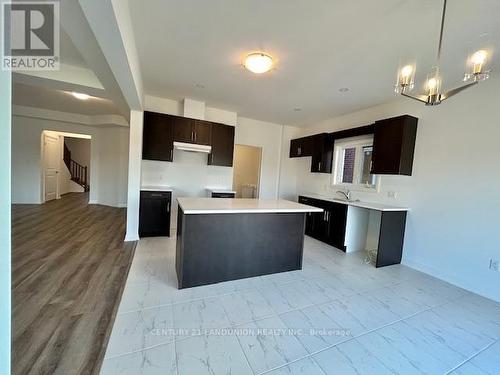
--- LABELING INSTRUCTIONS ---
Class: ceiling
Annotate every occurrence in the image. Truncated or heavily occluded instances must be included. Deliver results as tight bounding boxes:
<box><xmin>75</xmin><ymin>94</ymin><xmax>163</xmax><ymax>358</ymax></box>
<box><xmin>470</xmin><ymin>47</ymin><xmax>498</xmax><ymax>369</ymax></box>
<box><xmin>12</xmin><ymin>9</ymin><xmax>127</xmax><ymax>121</ymax></box>
<box><xmin>129</xmin><ymin>0</ymin><xmax>500</xmax><ymax>126</ymax></box>
<box><xmin>12</xmin><ymin>83</ymin><xmax>121</xmax><ymax>116</ymax></box>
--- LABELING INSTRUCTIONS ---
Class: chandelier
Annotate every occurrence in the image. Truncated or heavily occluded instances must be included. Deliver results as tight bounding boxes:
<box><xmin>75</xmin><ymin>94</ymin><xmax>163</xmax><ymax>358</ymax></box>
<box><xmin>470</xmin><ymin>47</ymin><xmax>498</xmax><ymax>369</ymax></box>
<box><xmin>395</xmin><ymin>0</ymin><xmax>491</xmax><ymax>106</ymax></box>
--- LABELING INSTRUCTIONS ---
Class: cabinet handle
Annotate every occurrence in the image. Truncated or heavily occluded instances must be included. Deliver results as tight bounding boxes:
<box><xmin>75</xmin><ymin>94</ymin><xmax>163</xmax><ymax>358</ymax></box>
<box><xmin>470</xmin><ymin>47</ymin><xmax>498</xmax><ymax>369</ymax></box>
<box><xmin>166</xmin><ymin>201</ymin><xmax>170</xmax><ymax>212</ymax></box>
<box><xmin>194</xmin><ymin>132</ymin><xmax>197</xmax><ymax>143</ymax></box>
<box><xmin>298</xmin><ymin>147</ymin><xmax>301</xmax><ymax>155</ymax></box>
<box><xmin>318</xmin><ymin>162</ymin><xmax>321</xmax><ymax>170</ymax></box>
<box><xmin>191</xmin><ymin>131</ymin><xmax>194</xmax><ymax>142</ymax></box>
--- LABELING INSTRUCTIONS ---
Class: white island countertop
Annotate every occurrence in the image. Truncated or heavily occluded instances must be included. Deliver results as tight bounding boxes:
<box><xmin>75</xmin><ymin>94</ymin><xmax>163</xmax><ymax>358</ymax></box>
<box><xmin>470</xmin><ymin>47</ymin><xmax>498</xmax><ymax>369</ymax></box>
<box><xmin>178</xmin><ymin>198</ymin><xmax>324</xmax><ymax>214</ymax></box>
<box><xmin>300</xmin><ymin>194</ymin><xmax>409</xmax><ymax>212</ymax></box>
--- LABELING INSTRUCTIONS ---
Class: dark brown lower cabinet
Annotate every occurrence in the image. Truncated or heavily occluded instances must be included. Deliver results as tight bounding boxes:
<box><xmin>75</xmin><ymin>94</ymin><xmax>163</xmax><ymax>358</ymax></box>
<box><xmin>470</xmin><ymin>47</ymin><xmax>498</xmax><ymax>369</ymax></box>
<box><xmin>299</xmin><ymin>196</ymin><xmax>347</xmax><ymax>251</ymax></box>
<box><xmin>139</xmin><ymin>191</ymin><xmax>171</xmax><ymax>237</ymax></box>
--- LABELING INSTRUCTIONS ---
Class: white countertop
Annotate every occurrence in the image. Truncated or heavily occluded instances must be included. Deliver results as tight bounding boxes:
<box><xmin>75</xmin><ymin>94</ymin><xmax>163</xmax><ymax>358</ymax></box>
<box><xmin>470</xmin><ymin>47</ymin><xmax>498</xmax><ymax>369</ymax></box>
<box><xmin>178</xmin><ymin>198</ymin><xmax>324</xmax><ymax>214</ymax></box>
<box><xmin>300</xmin><ymin>194</ymin><xmax>409</xmax><ymax>212</ymax></box>
<box><xmin>141</xmin><ymin>185</ymin><xmax>173</xmax><ymax>192</ymax></box>
<box><xmin>206</xmin><ymin>188</ymin><xmax>236</xmax><ymax>194</ymax></box>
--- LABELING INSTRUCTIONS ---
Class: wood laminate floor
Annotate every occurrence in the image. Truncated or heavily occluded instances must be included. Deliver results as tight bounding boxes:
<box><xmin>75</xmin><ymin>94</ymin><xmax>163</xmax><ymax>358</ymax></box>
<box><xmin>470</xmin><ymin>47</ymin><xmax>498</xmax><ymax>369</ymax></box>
<box><xmin>12</xmin><ymin>193</ymin><xmax>136</xmax><ymax>375</ymax></box>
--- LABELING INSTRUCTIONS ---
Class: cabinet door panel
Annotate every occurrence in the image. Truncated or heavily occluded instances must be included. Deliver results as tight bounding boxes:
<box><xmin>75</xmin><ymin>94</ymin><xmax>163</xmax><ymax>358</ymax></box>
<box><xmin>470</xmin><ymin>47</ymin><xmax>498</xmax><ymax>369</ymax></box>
<box><xmin>174</xmin><ymin>117</ymin><xmax>195</xmax><ymax>143</ymax></box>
<box><xmin>139</xmin><ymin>193</ymin><xmax>171</xmax><ymax>237</ymax></box>
<box><xmin>142</xmin><ymin>112</ymin><xmax>174</xmax><ymax>161</ymax></box>
<box><xmin>327</xmin><ymin>203</ymin><xmax>347</xmax><ymax>251</ymax></box>
<box><xmin>209</xmin><ymin>123</ymin><xmax>234</xmax><ymax>166</ymax></box>
<box><xmin>310</xmin><ymin>134</ymin><xmax>333</xmax><ymax>173</ymax></box>
<box><xmin>194</xmin><ymin>120</ymin><xmax>212</xmax><ymax>145</ymax></box>
<box><xmin>289</xmin><ymin>138</ymin><xmax>302</xmax><ymax>158</ymax></box>
<box><xmin>371</xmin><ymin>115</ymin><xmax>417</xmax><ymax>175</ymax></box>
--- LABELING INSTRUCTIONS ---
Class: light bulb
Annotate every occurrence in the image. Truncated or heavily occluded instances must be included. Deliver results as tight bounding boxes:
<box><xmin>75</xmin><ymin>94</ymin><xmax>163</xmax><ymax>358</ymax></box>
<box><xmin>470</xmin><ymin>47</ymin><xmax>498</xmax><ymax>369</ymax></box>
<box><xmin>396</xmin><ymin>64</ymin><xmax>415</xmax><ymax>93</ymax></box>
<box><xmin>426</xmin><ymin>77</ymin><xmax>440</xmax><ymax>96</ymax></box>
<box><xmin>471</xmin><ymin>50</ymin><xmax>488</xmax><ymax>74</ymax></box>
<box><xmin>426</xmin><ymin>78</ymin><xmax>437</xmax><ymax>89</ymax></box>
<box><xmin>471</xmin><ymin>50</ymin><xmax>487</xmax><ymax>65</ymax></box>
<box><xmin>244</xmin><ymin>53</ymin><xmax>273</xmax><ymax>74</ymax></box>
<box><xmin>400</xmin><ymin>65</ymin><xmax>413</xmax><ymax>78</ymax></box>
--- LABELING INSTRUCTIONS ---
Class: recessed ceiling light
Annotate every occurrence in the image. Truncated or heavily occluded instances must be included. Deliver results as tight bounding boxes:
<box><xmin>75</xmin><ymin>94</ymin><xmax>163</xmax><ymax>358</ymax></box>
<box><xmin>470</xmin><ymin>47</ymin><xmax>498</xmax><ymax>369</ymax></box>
<box><xmin>195</xmin><ymin>83</ymin><xmax>205</xmax><ymax>89</ymax></box>
<box><xmin>244</xmin><ymin>52</ymin><xmax>273</xmax><ymax>74</ymax></box>
<box><xmin>293</xmin><ymin>108</ymin><xmax>302</xmax><ymax>112</ymax></box>
<box><xmin>72</xmin><ymin>92</ymin><xmax>90</xmax><ymax>100</ymax></box>
<box><xmin>339</xmin><ymin>87</ymin><xmax>350</xmax><ymax>93</ymax></box>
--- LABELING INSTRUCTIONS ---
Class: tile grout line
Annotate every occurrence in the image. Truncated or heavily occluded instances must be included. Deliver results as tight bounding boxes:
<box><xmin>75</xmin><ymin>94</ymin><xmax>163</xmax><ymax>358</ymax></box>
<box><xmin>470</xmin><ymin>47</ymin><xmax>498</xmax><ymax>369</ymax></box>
<box><xmin>444</xmin><ymin>338</ymin><xmax>500</xmax><ymax>375</ymax></box>
<box><xmin>103</xmin><ymin>294</ymin><xmax>462</xmax><ymax>362</ymax></box>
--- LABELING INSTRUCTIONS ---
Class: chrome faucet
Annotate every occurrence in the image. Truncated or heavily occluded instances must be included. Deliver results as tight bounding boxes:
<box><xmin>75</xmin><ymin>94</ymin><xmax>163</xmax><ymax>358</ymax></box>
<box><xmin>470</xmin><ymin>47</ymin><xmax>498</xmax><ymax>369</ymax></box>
<box><xmin>336</xmin><ymin>190</ymin><xmax>351</xmax><ymax>201</ymax></box>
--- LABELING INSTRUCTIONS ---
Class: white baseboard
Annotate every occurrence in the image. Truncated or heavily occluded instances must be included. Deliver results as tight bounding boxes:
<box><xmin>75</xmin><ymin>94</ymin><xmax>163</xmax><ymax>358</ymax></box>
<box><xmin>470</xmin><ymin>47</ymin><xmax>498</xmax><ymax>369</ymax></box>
<box><xmin>88</xmin><ymin>200</ymin><xmax>127</xmax><ymax>208</ymax></box>
<box><xmin>124</xmin><ymin>234</ymin><xmax>139</xmax><ymax>242</ymax></box>
<box><xmin>402</xmin><ymin>258</ymin><xmax>500</xmax><ymax>303</ymax></box>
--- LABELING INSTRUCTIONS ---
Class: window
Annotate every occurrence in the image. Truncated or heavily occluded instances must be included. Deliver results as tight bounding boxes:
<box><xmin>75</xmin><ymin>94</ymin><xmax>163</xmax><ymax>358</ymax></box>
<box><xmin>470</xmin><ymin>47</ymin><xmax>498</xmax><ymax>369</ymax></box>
<box><xmin>333</xmin><ymin>136</ymin><xmax>379</xmax><ymax>190</ymax></box>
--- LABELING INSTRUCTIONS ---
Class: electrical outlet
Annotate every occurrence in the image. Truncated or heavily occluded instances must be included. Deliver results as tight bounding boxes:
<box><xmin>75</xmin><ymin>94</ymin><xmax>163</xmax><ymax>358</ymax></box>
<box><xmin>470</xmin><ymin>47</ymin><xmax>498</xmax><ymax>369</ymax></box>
<box><xmin>387</xmin><ymin>191</ymin><xmax>398</xmax><ymax>199</ymax></box>
<box><xmin>489</xmin><ymin>259</ymin><xmax>499</xmax><ymax>272</ymax></box>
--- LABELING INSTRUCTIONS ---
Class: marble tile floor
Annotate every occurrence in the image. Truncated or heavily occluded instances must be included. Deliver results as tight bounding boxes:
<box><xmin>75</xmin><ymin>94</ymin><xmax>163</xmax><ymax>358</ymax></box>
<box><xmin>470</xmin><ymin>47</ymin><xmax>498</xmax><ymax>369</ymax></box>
<box><xmin>101</xmin><ymin>234</ymin><xmax>500</xmax><ymax>375</ymax></box>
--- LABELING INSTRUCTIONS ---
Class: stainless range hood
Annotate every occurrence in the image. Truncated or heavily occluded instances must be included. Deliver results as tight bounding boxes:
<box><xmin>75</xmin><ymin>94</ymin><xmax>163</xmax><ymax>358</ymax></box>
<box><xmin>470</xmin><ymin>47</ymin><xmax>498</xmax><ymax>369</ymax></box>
<box><xmin>173</xmin><ymin>141</ymin><xmax>212</xmax><ymax>153</ymax></box>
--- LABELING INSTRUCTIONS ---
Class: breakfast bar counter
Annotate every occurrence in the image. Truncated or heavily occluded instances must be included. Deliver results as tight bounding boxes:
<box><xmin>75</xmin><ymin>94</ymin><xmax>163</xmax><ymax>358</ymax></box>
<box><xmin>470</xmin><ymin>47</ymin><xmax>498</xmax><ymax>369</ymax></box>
<box><xmin>175</xmin><ymin>198</ymin><xmax>322</xmax><ymax>288</ymax></box>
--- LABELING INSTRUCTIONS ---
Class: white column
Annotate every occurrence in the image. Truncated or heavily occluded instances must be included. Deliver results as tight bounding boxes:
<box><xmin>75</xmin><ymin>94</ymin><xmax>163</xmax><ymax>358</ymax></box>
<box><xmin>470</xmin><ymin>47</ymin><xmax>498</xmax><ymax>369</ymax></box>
<box><xmin>125</xmin><ymin>110</ymin><xmax>143</xmax><ymax>241</ymax></box>
<box><xmin>0</xmin><ymin>63</ymin><xmax>12</xmax><ymax>374</ymax></box>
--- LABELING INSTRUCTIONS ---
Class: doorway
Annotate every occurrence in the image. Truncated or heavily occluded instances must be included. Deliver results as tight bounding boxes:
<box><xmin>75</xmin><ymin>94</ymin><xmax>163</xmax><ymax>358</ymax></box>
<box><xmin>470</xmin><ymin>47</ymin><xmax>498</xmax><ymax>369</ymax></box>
<box><xmin>41</xmin><ymin>130</ymin><xmax>91</xmax><ymax>203</ymax></box>
<box><xmin>232</xmin><ymin>144</ymin><xmax>262</xmax><ymax>198</ymax></box>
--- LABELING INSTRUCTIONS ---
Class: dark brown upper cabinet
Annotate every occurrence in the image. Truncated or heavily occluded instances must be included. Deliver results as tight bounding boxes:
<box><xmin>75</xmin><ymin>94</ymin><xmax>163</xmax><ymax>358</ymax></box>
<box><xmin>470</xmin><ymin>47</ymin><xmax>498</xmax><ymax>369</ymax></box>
<box><xmin>289</xmin><ymin>133</ymin><xmax>333</xmax><ymax>173</ymax></box>
<box><xmin>173</xmin><ymin>117</ymin><xmax>194</xmax><ymax>143</ymax></box>
<box><xmin>173</xmin><ymin>117</ymin><xmax>212</xmax><ymax>145</ymax></box>
<box><xmin>289</xmin><ymin>136</ymin><xmax>313</xmax><ymax>158</ymax></box>
<box><xmin>371</xmin><ymin>115</ymin><xmax>418</xmax><ymax>175</ymax></box>
<box><xmin>194</xmin><ymin>120</ymin><xmax>212</xmax><ymax>145</ymax></box>
<box><xmin>208</xmin><ymin>123</ymin><xmax>235</xmax><ymax>167</ymax></box>
<box><xmin>142</xmin><ymin>111</ymin><xmax>174</xmax><ymax>162</ymax></box>
<box><xmin>310</xmin><ymin>133</ymin><xmax>334</xmax><ymax>173</ymax></box>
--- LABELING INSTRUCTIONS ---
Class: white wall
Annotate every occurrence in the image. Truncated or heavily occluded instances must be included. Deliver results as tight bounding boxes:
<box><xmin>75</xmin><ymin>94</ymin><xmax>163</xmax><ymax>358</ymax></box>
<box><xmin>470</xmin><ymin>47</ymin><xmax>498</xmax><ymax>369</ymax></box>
<box><xmin>125</xmin><ymin>110</ymin><xmax>143</xmax><ymax>241</ymax></box>
<box><xmin>0</xmin><ymin>58</ymin><xmax>11</xmax><ymax>375</ymax></box>
<box><xmin>12</xmin><ymin>114</ymin><xmax>129</xmax><ymax>207</ymax></box>
<box><xmin>293</xmin><ymin>75</ymin><xmax>500</xmax><ymax>302</ymax></box>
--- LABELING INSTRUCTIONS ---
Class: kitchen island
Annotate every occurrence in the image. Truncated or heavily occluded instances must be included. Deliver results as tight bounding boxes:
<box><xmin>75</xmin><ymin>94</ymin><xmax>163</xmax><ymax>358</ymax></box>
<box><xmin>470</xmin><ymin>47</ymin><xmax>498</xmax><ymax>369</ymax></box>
<box><xmin>176</xmin><ymin>198</ymin><xmax>322</xmax><ymax>288</ymax></box>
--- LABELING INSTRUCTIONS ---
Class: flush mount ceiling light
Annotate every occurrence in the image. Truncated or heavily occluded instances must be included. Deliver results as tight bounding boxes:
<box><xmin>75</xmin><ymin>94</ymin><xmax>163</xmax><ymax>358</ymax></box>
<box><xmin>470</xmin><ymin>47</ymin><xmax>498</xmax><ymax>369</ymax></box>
<box><xmin>395</xmin><ymin>0</ymin><xmax>492</xmax><ymax>106</ymax></box>
<box><xmin>244</xmin><ymin>52</ymin><xmax>273</xmax><ymax>74</ymax></box>
<box><xmin>72</xmin><ymin>92</ymin><xmax>90</xmax><ymax>100</ymax></box>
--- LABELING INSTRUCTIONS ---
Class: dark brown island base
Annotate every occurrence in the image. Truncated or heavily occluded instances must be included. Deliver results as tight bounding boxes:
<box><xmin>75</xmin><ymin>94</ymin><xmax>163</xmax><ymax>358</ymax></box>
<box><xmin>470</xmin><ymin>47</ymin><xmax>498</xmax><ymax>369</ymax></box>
<box><xmin>175</xmin><ymin>198</ymin><xmax>322</xmax><ymax>289</ymax></box>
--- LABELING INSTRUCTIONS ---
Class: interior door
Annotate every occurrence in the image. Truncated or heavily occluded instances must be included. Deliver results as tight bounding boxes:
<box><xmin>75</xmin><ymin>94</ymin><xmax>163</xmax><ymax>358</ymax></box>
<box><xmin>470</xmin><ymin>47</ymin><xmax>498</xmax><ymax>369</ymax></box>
<box><xmin>43</xmin><ymin>133</ymin><xmax>60</xmax><ymax>202</ymax></box>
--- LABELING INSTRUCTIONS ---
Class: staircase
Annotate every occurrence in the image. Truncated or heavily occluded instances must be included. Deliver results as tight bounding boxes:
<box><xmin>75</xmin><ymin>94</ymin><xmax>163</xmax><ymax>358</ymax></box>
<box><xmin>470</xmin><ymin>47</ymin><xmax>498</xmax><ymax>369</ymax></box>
<box><xmin>64</xmin><ymin>143</ymin><xmax>90</xmax><ymax>192</ymax></box>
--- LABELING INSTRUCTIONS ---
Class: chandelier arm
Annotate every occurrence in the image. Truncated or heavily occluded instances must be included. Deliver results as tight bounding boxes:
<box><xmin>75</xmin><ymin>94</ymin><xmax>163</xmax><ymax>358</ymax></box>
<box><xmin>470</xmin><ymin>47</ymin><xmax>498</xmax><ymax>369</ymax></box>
<box><xmin>441</xmin><ymin>81</ymin><xmax>478</xmax><ymax>101</ymax></box>
<box><xmin>436</xmin><ymin>0</ymin><xmax>448</xmax><ymax>64</ymax></box>
<box><xmin>401</xmin><ymin>92</ymin><xmax>429</xmax><ymax>104</ymax></box>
